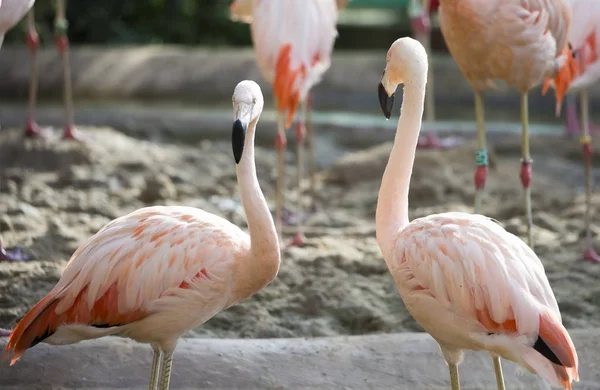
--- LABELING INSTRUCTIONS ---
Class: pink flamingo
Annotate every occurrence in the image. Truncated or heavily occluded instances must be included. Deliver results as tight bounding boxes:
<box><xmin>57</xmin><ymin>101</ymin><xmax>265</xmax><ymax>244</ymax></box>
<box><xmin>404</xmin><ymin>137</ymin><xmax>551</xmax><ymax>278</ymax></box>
<box><xmin>230</xmin><ymin>0</ymin><xmax>341</xmax><ymax>248</ymax></box>
<box><xmin>3</xmin><ymin>80</ymin><xmax>281</xmax><ymax>390</ymax></box>
<box><xmin>543</xmin><ymin>0</ymin><xmax>600</xmax><ymax>263</ymax></box>
<box><xmin>23</xmin><ymin>0</ymin><xmax>78</xmax><ymax>140</ymax></box>
<box><xmin>377</xmin><ymin>37</ymin><xmax>579</xmax><ymax>390</ymax></box>
<box><xmin>438</xmin><ymin>0</ymin><xmax>574</xmax><ymax>250</ymax></box>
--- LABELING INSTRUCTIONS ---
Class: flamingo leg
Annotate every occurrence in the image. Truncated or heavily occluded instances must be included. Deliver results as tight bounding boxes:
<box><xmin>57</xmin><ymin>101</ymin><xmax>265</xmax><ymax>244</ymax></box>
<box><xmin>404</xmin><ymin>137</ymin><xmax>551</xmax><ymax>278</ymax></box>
<box><xmin>579</xmin><ymin>89</ymin><xmax>600</xmax><ymax>263</ymax></box>
<box><xmin>473</xmin><ymin>90</ymin><xmax>488</xmax><ymax>214</ymax></box>
<box><xmin>54</xmin><ymin>0</ymin><xmax>78</xmax><ymax>140</ymax></box>
<box><xmin>492</xmin><ymin>356</ymin><xmax>506</xmax><ymax>390</ymax></box>
<box><xmin>24</xmin><ymin>8</ymin><xmax>42</xmax><ymax>138</ymax></box>
<box><xmin>149</xmin><ymin>348</ymin><xmax>163</xmax><ymax>390</ymax></box>
<box><xmin>289</xmin><ymin>100</ymin><xmax>307</xmax><ymax>247</ymax></box>
<box><xmin>565</xmin><ymin>94</ymin><xmax>580</xmax><ymax>137</ymax></box>
<box><xmin>158</xmin><ymin>351</ymin><xmax>174</xmax><ymax>390</ymax></box>
<box><xmin>448</xmin><ymin>363</ymin><xmax>461</xmax><ymax>390</ymax></box>
<box><xmin>274</xmin><ymin>102</ymin><xmax>286</xmax><ymax>244</ymax></box>
<box><xmin>305</xmin><ymin>93</ymin><xmax>317</xmax><ymax>209</ymax></box>
<box><xmin>520</xmin><ymin>92</ymin><xmax>534</xmax><ymax>248</ymax></box>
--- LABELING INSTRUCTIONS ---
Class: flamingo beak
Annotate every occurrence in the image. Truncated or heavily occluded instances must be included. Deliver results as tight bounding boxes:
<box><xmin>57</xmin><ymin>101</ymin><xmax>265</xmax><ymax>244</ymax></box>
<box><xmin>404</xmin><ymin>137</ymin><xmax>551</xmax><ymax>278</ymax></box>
<box><xmin>232</xmin><ymin>119</ymin><xmax>247</xmax><ymax>164</ymax></box>
<box><xmin>378</xmin><ymin>70</ymin><xmax>395</xmax><ymax>120</ymax></box>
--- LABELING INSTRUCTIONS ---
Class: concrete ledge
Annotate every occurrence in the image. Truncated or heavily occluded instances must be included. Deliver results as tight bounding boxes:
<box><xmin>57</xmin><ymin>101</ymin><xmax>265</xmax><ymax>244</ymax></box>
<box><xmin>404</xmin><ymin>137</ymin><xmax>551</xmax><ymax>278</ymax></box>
<box><xmin>1</xmin><ymin>46</ymin><xmax>599</xmax><ymax>115</ymax></box>
<box><xmin>1</xmin><ymin>330</ymin><xmax>598</xmax><ymax>389</ymax></box>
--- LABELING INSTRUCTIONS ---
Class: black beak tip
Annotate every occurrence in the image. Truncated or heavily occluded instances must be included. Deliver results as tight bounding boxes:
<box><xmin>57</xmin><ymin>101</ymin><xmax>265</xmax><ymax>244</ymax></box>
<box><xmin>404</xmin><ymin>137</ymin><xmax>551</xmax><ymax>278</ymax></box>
<box><xmin>232</xmin><ymin>119</ymin><xmax>246</xmax><ymax>164</ymax></box>
<box><xmin>378</xmin><ymin>82</ymin><xmax>394</xmax><ymax>119</ymax></box>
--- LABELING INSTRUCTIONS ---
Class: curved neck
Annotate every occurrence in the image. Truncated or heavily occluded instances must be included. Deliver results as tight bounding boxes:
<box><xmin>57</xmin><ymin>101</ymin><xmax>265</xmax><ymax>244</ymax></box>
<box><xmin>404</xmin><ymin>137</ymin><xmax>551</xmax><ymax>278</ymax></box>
<box><xmin>236</xmin><ymin>119</ymin><xmax>280</xmax><ymax>260</ymax></box>
<box><xmin>375</xmin><ymin>78</ymin><xmax>426</xmax><ymax>260</ymax></box>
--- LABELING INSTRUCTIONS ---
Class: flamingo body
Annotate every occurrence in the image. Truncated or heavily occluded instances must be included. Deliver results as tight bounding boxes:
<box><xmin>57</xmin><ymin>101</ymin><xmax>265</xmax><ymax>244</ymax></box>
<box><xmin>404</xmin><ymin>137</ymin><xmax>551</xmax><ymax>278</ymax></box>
<box><xmin>391</xmin><ymin>212</ymin><xmax>578</xmax><ymax>388</ymax></box>
<box><xmin>0</xmin><ymin>0</ymin><xmax>34</xmax><ymax>48</ymax></box>
<box><xmin>5</xmin><ymin>205</ymin><xmax>260</xmax><ymax>362</ymax></box>
<box><xmin>249</xmin><ymin>0</ymin><xmax>338</xmax><ymax>126</ymax></box>
<box><xmin>439</xmin><ymin>0</ymin><xmax>571</xmax><ymax>94</ymax></box>
<box><xmin>564</xmin><ymin>0</ymin><xmax>600</xmax><ymax>92</ymax></box>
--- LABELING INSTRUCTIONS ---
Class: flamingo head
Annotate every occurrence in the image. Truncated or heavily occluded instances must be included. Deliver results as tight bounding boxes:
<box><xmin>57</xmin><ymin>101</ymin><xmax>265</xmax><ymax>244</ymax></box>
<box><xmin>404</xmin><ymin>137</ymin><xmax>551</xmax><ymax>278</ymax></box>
<box><xmin>378</xmin><ymin>37</ymin><xmax>428</xmax><ymax>119</ymax></box>
<box><xmin>232</xmin><ymin>80</ymin><xmax>264</xmax><ymax>164</ymax></box>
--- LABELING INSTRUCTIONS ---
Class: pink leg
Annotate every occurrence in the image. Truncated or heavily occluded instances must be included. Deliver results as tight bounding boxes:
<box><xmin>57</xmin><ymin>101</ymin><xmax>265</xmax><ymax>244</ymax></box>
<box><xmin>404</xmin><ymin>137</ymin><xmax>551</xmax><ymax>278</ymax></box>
<box><xmin>55</xmin><ymin>0</ymin><xmax>79</xmax><ymax>140</ymax></box>
<box><xmin>564</xmin><ymin>95</ymin><xmax>580</xmax><ymax>137</ymax></box>
<box><xmin>24</xmin><ymin>9</ymin><xmax>44</xmax><ymax>138</ymax></box>
<box><xmin>582</xmin><ymin>140</ymin><xmax>600</xmax><ymax>263</ymax></box>
<box><xmin>578</xmin><ymin>90</ymin><xmax>600</xmax><ymax>262</ymax></box>
<box><xmin>289</xmin><ymin>119</ymin><xmax>307</xmax><ymax>248</ymax></box>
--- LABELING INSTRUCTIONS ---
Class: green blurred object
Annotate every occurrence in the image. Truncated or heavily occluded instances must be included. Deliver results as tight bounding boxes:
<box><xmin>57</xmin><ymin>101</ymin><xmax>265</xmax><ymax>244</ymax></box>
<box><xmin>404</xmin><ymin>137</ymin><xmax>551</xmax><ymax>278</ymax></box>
<box><xmin>346</xmin><ymin>0</ymin><xmax>408</xmax><ymax>8</ymax></box>
<box><xmin>2</xmin><ymin>0</ymin><xmax>411</xmax><ymax>48</ymax></box>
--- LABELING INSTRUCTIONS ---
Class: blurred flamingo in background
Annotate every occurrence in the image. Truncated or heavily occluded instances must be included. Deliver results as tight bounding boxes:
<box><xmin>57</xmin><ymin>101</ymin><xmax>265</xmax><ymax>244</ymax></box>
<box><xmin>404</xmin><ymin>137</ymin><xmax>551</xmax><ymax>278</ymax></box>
<box><xmin>24</xmin><ymin>0</ymin><xmax>78</xmax><ymax>140</ymax></box>
<box><xmin>408</xmin><ymin>0</ymin><xmax>462</xmax><ymax>149</ymax></box>
<box><xmin>438</xmin><ymin>0</ymin><xmax>574</xmax><ymax>250</ymax></box>
<box><xmin>0</xmin><ymin>0</ymin><xmax>36</xmax><ymax>262</ymax></box>
<box><xmin>543</xmin><ymin>0</ymin><xmax>600</xmax><ymax>263</ymax></box>
<box><xmin>4</xmin><ymin>80</ymin><xmax>281</xmax><ymax>390</ymax></box>
<box><xmin>230</xmin><ymin>0</ymin><xmax>341</xmax><ymax>247</ymax></box>
<box><xmin>377</xmin><ymin>37</ymin><xmax>579</xmax><ymax>390</ymax></box>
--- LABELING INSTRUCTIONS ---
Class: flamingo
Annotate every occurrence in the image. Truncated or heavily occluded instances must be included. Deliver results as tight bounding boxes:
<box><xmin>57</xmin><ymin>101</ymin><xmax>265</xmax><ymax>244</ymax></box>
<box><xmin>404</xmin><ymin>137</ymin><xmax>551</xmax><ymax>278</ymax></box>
<box><xmin>408</xmin><ymin>0</ymin><xmax>462</xmax><ymax>149</ymax></box>
<box><xmin>23</xmin><ymin>0</ymin><xmax>77</xmax><ymax>140</ymax></box>
<box><xmin>377</xmin><ymin>37</ymin><xmax>579</xmax><ymax>390</ymax></box>
<box><xmin>0</xmin><ymin>0</ymin><xmax>36</xmax><ymax>262</ymax></box>
<box><xmin>230</xmin><ymin>0</ymin><xmax>341</xmax><ymax>248</ymax></box>
<box><xmin>3</xmin><ymin>80</ymin><xmax>281</xmax><ymax>390</ymax></box>
<box><xmin>438</xmin><ymin>0</ymin><xmax>574</xmax><ymax>250</ymax></box>
<box><xmin>543</xmin><ymin>0</ymin><xmax>600</xmax><ymax>263</ymax></box>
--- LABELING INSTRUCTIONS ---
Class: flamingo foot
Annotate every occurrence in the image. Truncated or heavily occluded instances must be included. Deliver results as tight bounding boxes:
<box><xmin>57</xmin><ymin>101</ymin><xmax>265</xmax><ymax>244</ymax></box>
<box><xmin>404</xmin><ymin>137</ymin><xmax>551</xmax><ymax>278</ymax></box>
<box><xmin>288</xmin><ymin>232</ymin><xmax>306</xmax><ymax>247</ymax></box>
<box><xmin>417</xmin><ymin>133</ymin><xmax>465</xmax><ymax>149</ymax></box>
<box><xmin>62</xmin><ymin>125</ymin><xmax>81</xmax><ymax>141</ymax></box>
<box><xmin>584</xmin><ymin>247</ymin><xmax>600</xmax><ymax>263</ymax></box>
<box><xmin>24</xmin><ymin>119</ymin><xmax>48</xmax><ymax>138</ymax></box>
<box><xmin>0</xmin><ymin>245</ymin><xmax>34</xmax><ymax>262</ymax></box>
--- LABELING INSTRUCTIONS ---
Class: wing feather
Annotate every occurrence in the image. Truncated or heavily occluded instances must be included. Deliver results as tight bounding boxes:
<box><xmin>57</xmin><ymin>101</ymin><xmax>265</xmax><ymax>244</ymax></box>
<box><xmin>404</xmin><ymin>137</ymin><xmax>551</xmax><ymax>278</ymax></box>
<box><xmin>52</xmin><ymin>206</ymin><xmax>249</xmax><ymax>320</ymax></box>
<box><xmin>396</xmin><ymin>212</ymin><xmax>560</xmax><ymax>337</ymax></box>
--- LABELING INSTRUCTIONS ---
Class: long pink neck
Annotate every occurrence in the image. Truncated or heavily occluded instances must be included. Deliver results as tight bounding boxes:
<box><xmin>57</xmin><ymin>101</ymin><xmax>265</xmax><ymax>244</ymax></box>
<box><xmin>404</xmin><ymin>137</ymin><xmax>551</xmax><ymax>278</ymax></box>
<box><xmin>236</xmin><ymin>120</ymin><xmax>280</xmax><ymax>258</ymax></box>
<box><xmin>375</xmin><ymin>78</ymin><xmax>426</xmax><ymax>260</ymax></box>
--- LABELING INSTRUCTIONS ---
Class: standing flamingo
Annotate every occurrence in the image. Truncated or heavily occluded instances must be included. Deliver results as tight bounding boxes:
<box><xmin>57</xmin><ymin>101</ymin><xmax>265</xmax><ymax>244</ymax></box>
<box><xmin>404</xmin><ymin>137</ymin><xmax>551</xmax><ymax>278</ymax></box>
<box><xmin>543</xmin><ymin>0</ymin><xmax>600</xmax><ymax>263</ymax></box>
<box><xmin>230</xmin><ymin>0</ymin><xmax>341</xmax><ymax>247</ymax></box>
<box><xmin>3</xmin><ymin>80</ymin><xmax>281</xmax><ymax>390</ymax></box>
<box><xmin>377</xmin><ymin>37</ymin><xmax>579</xmax><ymax>390</ymax></box>
<box><xmin>0</xmin><ymin>0</ymin><xmax>36</xmax><ymax>262</ymax></box>
<box><xmin>408</xmin><ymin>0</ymin><xmax>461</xmax><ymax>149</ymax></box>
<box><xmin>438</xmin><ymin>0</ymin><xmax>573</xmax><ymax>249</ymax></box>
<box><xmin>24</xmin><ymin>0</ymin><xmax>78</xmax><ymax>139</ymax></box>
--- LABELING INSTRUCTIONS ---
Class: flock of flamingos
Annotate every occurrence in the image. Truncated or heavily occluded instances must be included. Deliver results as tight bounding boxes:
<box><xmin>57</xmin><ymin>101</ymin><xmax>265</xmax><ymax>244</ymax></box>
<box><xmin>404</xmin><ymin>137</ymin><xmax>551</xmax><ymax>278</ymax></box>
<box><xmin>0</xmin><ymin>0</ymin><xmax>599</xmax><ymax>389</ymax></box>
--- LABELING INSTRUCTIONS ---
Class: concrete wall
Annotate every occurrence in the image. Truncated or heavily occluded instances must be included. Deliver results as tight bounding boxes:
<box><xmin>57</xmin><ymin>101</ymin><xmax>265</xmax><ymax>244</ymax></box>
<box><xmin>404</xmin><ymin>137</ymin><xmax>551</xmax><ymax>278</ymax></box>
<box><xmin>0</xmin><ymin>45</ymin><xmax>598</xmax><ymax>119</ymax></box>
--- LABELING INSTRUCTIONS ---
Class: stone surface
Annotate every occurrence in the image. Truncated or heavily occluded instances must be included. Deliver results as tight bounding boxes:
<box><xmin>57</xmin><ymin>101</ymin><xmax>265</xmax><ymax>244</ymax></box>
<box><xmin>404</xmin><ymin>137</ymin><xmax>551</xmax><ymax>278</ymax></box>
<box><xmin>1</xmin><ymin>330</ymin><xmax>598</xmax><ymax>389</ymax></box>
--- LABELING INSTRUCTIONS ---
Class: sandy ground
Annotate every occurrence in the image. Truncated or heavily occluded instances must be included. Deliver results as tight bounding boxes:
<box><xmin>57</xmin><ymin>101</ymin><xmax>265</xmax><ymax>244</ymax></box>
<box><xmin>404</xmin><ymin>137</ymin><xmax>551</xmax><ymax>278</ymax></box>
<box><xmin>0</xmin><ymin>126</ymin><xmax>599</xmax><ymax>339</ymax></box>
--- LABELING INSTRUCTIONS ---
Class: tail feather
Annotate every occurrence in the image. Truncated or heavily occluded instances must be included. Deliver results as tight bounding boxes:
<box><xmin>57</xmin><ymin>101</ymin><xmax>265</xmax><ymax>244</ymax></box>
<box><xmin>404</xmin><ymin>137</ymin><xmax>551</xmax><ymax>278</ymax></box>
<box><xmin>537</xmin><ymin>310</ymin><xmax>578</xmax><ymax>373</ymax></box>
<box><xmin>3</xmin><ymin>293</ymin><xmax>59</xmax><ymax>365</ymax></box>
<box><xmin>520</xmin><ymin>309</ymin><xmax>579</xmax><ymax>389</ymax></box>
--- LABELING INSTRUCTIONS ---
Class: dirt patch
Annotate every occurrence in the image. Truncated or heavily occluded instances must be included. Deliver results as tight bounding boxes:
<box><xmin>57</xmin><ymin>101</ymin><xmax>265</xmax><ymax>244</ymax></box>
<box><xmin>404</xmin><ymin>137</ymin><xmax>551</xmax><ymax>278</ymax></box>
<box><xmin>0</xmin><ymin>126</ymin><xmax>599</xmax><ymax>338</ymax></box>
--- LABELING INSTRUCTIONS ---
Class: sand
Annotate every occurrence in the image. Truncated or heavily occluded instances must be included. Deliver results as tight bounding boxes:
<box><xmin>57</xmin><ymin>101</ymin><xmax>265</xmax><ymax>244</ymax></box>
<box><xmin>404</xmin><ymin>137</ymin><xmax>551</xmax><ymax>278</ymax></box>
<box><xmin>0</xmin><ymin>126</ymin><xmax>599</xmax><ymax>339</ymax></box>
